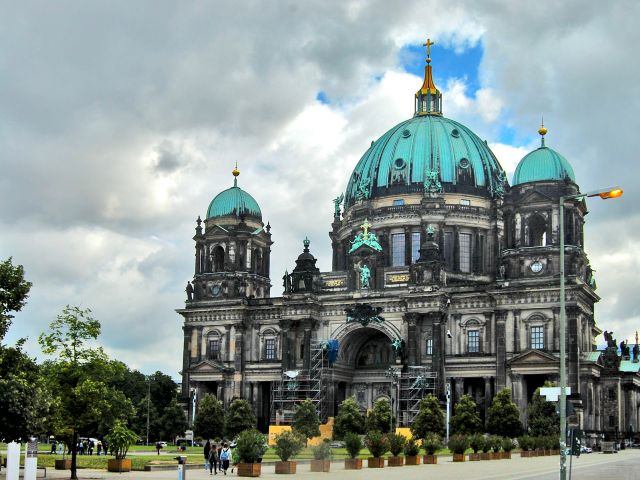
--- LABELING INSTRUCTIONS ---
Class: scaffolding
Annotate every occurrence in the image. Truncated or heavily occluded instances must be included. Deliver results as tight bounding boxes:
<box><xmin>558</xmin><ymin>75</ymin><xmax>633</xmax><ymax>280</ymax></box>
<box><xmin>398</xmin><ymin>366</ymin><xmax>437</xmax><ymax>426</ymax></box>
<box><xmin>271</xmin><ymin>341</ymin><xmax>332</xmax><ymax>424</ymax></box>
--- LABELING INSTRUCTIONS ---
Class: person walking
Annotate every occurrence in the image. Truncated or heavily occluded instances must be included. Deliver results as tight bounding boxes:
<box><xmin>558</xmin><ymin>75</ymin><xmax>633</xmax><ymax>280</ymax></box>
<box><xmin>208</xmin><ymin>442</ymin><xmax>219</xmax><ymax>475</ymax></box>
<box><xmin>51</xmin><ymin>441</ymin><xmax>57</xmax><ymax>455</ymax></box>
<box><xmin>204</xmin><ymin>440</ymin><xmax>211</xmax><ymax>471</ymax></box>
<box><xmin>219</xmin><ymin>443</ymin><xmax>231</xmax><ymax>475</ymax></box>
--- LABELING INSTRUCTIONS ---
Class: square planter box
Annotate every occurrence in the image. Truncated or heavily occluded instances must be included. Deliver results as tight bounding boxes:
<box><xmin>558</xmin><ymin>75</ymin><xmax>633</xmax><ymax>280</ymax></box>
<box><xmin>551</xmin><ymin>449</ymin><xmax>560</xmax><ymax>455</ymax></box>
<box><xmin>237</xmin><ymin>463</ymin><xmax>262</xmax><ymax>477</ymax></box>
<box><xmin>423</xmin><ymin>454</ymin><xmax>438</xmax><ymax>464</ymax></box>
<box><xmin>501</xmin><ymin>452</ymin><xmax>511</xmax><ymax>459</ymax></box>
<box><xmin>468</xmin><ymin>453</ymin><xmax>481</xmax><ymax>461</ymax></box>
<box><xmin>310</xmin><ymin>459</ymin><xmax>331</xmax><ymax>472</ymax></box>
<box><xmin>368</xmin><ymin>457</ymin><xmax>385</xmax><ymax>468</ymax></box>
<box><xmin>453</xmin><ymin>453</ymin><xmax>466</xmax><ymax>462</ymax></box>
<box><xmin>107</xmin><ymin>459</ymin><xmax>132</xmax><ymax>472</ymax></box>
<box><xmin>275</xmin><ymin>461</ymin><xmax>297</xmax><ymax>474</ymax></box>
<box><xmin>490</xmin><ymin>452</ymin><xmax>501</xmax><ymax>460</ymax></box>
<box><xmin>544</xmin><ymin>450</ymin><xmax>552</xmax><ymax>456</ymax></box>
<box><xmin>55</xmin><ymin>459</ymin><xmax>71</xmax><ymax>470</ymax></box>
<box><xmin>520</xmin><ymin>451</ymin><xmax>532</xmax><ymax>458</ymax></box>
<box><xmin>480</xmin><ymin>452</ymin><xmax>491</xmax><ymax>460</ymax></box>
<box><xmin>388</xmin><ymin>456</ymin><xmax>404</xmax><ymax>467</ymax></box>
<box><xmin>344</xmin><ymin>458</ymin><xmax>363</xmax><ymax>470</ymax></box>
<box><xmin>405</xmin><ymin>455</ymin><xmax>420</xmax><ymax>465</ymax></box>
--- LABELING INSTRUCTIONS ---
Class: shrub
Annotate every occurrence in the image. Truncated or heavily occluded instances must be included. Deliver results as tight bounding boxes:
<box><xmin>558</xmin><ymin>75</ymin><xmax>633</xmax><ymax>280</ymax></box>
<box><xmin>365</xmin><ymin>431</ymin><xmax>389</xmax><ymax>458</ymax></box>
<box><xmin>366</xmin><ymin>398</ymin><xmax>393</xmax><ymax>433</ymax></box>
<box><xmin>518</xmin><ymin>435</ymin><xmax>532</xmax><ymax>451</ymax></box>
<box><xmin>488</xmin><ymin>435</ymin><xmax>502</xmax><ymax>453</ymax></box>
<box><xmin>481</xmin><ymin>436</ymin><xmax>491</xmax><ymax>453</ymax></box>
<box><xmin>551</xmin><ymin>435</ymin><xmax>560</xmax><ymax>450</ymax></box>
<box><xmin>274</xmin><ymin>431</ymin><xmax>305</xmax><ymax>462</ymax></box>
<box><xmin>312</xmin><ymin>439</ymin><xmax>332</xmax><ymax>460</ymax></box>
<box><xmin>450</xmin><ymin>395</ymin><xmax>483</xmax><ymax>435</ymax></box>
<box><xmin>387</xmin><ymin>432</ymin><xmax>406</xmax><ymax>456</ymax></box>
<box><xmin>534</xmin><ymin>436</ymin><xmax>546</xmax><ymax>451</ymax></box>
<box><xmin>344</xmin><ymin>432</ymin><xmax>363</xmax><ymax>459</ymax></box>
<box><xmin>293</xmin><ymin>399</ymin><xmax>321</xmax><ymax>445</ymax></box>
<box><xmin>411</xmin><ymin>394</ymin><xmax>445</xmax><ymax>438</ymax></box>
<box><xmin>423</xmin><ymin>432</ymin><xmax>442</xmax><ymax>455</ymax></box>
<box><xmin>469</xmin><ymin>433</ymin><xmax>485</xmax><ymax>454</ymax></box>
<box><xmin>236</xmin><ymin>429</ymin><xmax>268</xmax><ymax>463</ymax></box>
<box><xmin>501</xmin><ymin>437</ymin><xmax>514</xmax><ymax>452</ymax></box>
<box><xmin>404</xmin><ymin>437</ymin><xmax>420</xmax><ymax>457</ymax></box>
<box><xmin>486</xmin><ymin>389</ymin><xmax>522</xmax><ymax>438</ymax></box>
<box><xmin>333</xmin><ymin>398</ymin><xmax>364</xmax><ymax>439</ymax></box>
<box><xmin>105</xmin><ymin>420</ymin><xmax>137</xmax><ymax>460</ymax></box>
<box><xmin>448</xmin><ymin>434</ymin><xmax>469</xmax><ymax>455</ymax></box>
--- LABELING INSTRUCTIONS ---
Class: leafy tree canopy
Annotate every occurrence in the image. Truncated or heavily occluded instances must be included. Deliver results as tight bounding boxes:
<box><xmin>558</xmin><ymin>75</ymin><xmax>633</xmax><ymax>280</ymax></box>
<box><xmin>224</xmin><ymin>398</ymin><xmax>256</xmax><ymax>438</ymax></box>
<box><xmin>450</xmin><ymin>394</ymin><xmax>483</xmax><ymax>435</ymax></box>
<box><xmin>292</xmin><ymin>398</ymin><xmax>321</xmax><ymax>443</ymax></box>
<box><xmin>0</xmin><ymin>257</ymin><xmax>32</xmax><ymax>340</ymax></box>
<box><xmin>333</xmin><ymin>397</ymin><xmax>364</xmax><ymax>439</ymax></box>
<box><xmin>365</xmin><ymin>398</ymin><xmax>393</xmax><ymax>433</ymax></box>
<box><xmin>486</xmin><ymin>388</ymin><xmax>522</xmax><ymax>437</ymax></box>
<box><xmin>410</xmin><ymin>394</ymin><xmax>445</xmax><ymax>438</ymax></box>
<box><xmin>160</xmin><ymin>399</ymin><xmax>188</xmax><ymax>441</ymax></box>
<box><xmin>528</xmin><ymin>382</ymin><xmax>559</xmax><ymax>437</ymax></box>
<box><xmin>194</xmin><ymin>394</ymin><xmax>225</xmax><ymax>439</ymax></box>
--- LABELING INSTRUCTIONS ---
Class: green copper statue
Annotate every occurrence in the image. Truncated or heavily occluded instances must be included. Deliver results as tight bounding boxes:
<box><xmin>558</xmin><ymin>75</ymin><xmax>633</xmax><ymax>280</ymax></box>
<box><xmin>359</xmin><ymin>264</ymin><xmax>371</xmax><ymax>289</ymax></box>
<box><xmin>333</xmin><ymin>193</ymin><xmax>344</xmax><ymax>217</ymax></box>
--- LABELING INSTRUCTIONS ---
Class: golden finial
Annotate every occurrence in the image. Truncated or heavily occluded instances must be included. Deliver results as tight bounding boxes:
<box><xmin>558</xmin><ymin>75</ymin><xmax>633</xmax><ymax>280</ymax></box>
<box><xmin>232</xmin><ymin>160</ymin><xmax>240</xmax><ymax>178</ymax></box>
<box><xmin>423</xmin><ymin>38</ymin><xmax>434</xmax><ymax>64</ymax></box>
<box><xmin>538</xmin><ymin>117</ymin><xmax>547</xmax><ymax>147</ymax></box>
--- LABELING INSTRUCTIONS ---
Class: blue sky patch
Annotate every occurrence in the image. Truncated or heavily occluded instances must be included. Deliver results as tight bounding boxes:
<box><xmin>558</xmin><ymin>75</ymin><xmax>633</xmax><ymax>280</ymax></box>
<box><xmin>316</xmin><ymin>91</ymin><xmax>330</xmax><ymax>105</ymax></box>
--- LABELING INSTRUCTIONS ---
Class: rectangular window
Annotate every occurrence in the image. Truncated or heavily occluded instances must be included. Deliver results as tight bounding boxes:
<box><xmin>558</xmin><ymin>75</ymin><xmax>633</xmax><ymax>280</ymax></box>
<box><xmin>411</xmin><ymin>232</ymin><xmax>421</xmax><ymax>263</ymax></box>
<box><xmin>459</xmin><ymin>233</ymin><xmax>472</xmax><ymax>273</ymax></box>
<box><xmin>209</xmin><ymin>339</ymin><xmax>220</xmax><ymax>360</ymax></box>
<box><xmin>444</xmin><ymin>232</ymin><xmax>453</xmax><ymax>269</ymax></box>
<box><xmin>265</xmin><ymin>339</ymin><xmax>276</xmax><ymax>360</ymax></box>
<box><xmin>460</xmin><ymin>199</ymin><xmax>471</xmax><ymax>206</ymax></box>
<box><xmin>609</xmin><ymin>388</ymin><xmax>616</xmax><ymax>401</ymax></box>
<box><xmin>392</xmin><ymin>233</ymin><xmax>406</xmax><ymax>266</ymax></box>
<box><xmin>426</xmin><ymin>338</ymin><xmax>433</xmax><ymax>356</ymax></box>
<box><xmin>468</xmin><ymin>330</ymin><xmax>480</xmax><ymax>353</ymax></box>
<box><xmin>609</xmin><ymin>416</ymin><xmax>615</xmax><ymax>427</ymax></box>
<box><xmin>393</xmin><ymin>199</ymin><xmax>405</xmax><ymax>206</ymax></box>
<box><xmin>531</xmin><ymin>326</ymin><xmax>545</xmax><ymax>350</ymax></box>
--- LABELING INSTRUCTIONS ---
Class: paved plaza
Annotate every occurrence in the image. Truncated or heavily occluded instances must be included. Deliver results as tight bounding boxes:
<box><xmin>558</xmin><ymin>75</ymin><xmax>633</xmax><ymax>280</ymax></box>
<box><xmin>5</xmin><ymin>450</ymin><xmax>638</xmax><ymax>480</ymax></box>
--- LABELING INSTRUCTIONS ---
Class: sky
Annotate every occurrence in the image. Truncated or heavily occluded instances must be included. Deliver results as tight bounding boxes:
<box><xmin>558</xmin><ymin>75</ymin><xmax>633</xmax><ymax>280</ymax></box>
<box><xmin>2</xmin><ymin>1</ymin><xmax>640</xmax><ymax>380</ymax></box>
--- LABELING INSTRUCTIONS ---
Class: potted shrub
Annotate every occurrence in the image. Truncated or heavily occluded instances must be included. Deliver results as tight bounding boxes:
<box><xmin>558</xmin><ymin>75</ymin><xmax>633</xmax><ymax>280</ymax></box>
<box><xmin>534</xmin><ymin>435</ymin><xmax>546</xmax><ymax>456</ymax></box>
<box><xmin>448</xmin><ymin>434</ymin><xmax>469</xmax><ymax>462</ymax></box>
<box><xmin>480</xmin><ymin>435</ymin><xmax>492</xmax><ymax>460</ymax></box>
<box><xmin>551</xmin><ymin>435</ymin><xmax>560</xmax><ymax>455</ymax></box>
<box><xmin>468</xmin><ymin>433</ymin><xmax>484</xmax><ymax>461</ymax></box>
<box><xmin>54</xmin><ymin>439</ymin><xmax>71</xmax><ymax>470</ymax></box>
<box><xmin>236</xmin><ymin>429</ymin><xmax>268</xmax><ymax>477</ymax></box>
<box><xmin>423</xmin><ymin>432</ymin><xmax>442</xmax><ymax>464</ymax></box>
<box><xmin>274</xmin><ymin>431</ymin><xmax>304</xmax><ymax>474</ymax></box>
<box><xmin>365</xmin><ymin>430</ymin><xmax>389</xmax><ymax>468</ymax></box>
<box><xmin>344</xmin><ymin>432</ymin><xmax>363</xmax><ymax>470</ymax></box>
<box><xmin>403</xmin><ymin>437</ymin><xmax>420</xmax><ymax>465</ymax></box>
<box><xmin>387</xmin><ymin>432</ymin><xmax>406</xmax><ymax>467</ymax></box>
<box><xmin>310</xmin><ymin>439</ymin><xmax>331</xmax><ymax>472</ymax></box>
<box><xmin>106</xmin><ymin>421</ymin><xmax>137</xmax><ymax>472</ymax></box>
<box><xmin>518</xmin><ymin>435</ymin><xmax>532</xmax><ymax>458</ymax></box>
<box><xmin>489</xmin><ymin>435</ymin><xmax>502</xmax><ymax>460</ymax></box>
<box><xmin>544</xmin><ymin>435</ymin><xmax>554</xmax><ymax>455</ymax></box>
<box><xmin>501</xmin><ymin>437</ymin><xmax>514</xmax><ymax>459</ymax></box>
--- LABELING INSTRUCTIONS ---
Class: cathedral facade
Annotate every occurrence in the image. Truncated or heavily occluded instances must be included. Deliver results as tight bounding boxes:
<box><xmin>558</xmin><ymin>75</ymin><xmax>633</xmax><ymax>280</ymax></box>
<box><xmin>177</xmin><ymin>49</ymin><xmax>639</xmax><ymax>443</ymax></box>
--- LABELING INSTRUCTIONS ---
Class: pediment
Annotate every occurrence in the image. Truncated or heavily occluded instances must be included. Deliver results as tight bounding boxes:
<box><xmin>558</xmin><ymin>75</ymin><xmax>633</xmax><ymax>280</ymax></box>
<box><xmin>190</xmin><ymin>359</ymin><xmax>235</xmax><ymax>374</ymax></box>
<box><xmin>508</xmin><ymin>349</ymin><xmax>558</xmax><ymax>366</ymax></box>
<box><xmin>520</xmin><ymin>190</ymin><xmax>553</xmax><ymax>204</ymax></box>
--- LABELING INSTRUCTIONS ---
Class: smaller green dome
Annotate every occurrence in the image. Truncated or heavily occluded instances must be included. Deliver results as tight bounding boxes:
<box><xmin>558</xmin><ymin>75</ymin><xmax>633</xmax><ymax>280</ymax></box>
<box><xmin>206</xmin><ymin>182</ymin><xmax>262</xmax><ymax>220</ymax></box>
<box><xmin>512</xmin><ymin>146</ymin><xmax>575</xmax><ymax>186</ymax></box>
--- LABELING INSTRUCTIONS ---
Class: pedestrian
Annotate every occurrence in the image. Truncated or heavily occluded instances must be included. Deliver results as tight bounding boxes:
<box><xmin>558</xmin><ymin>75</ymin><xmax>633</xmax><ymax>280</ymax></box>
<box><xmin>219</xmin><ymin>443</ymin><xmax>231</xmax><ymax>475</ymax></box>
<box><xmin>51</xmin><ymin>441</ymin><xmax>57</xmax><ymax>455</ymax></box>
<box><xmin>156</xmin><ymin>441</ymin><xmax>162</xmax><ymax>456</ymax></box>
<box><xmin>204</xmin><ymin>440</ymin><xmax>211</xmax><ymax>471</ymax></box>
<box><xmin>97</xmin><ymin>440</ymin><xmax>102</xmax><ymax>456</ymax></box>
<box><xmin>88</xmin><ymin>440</ymin><xmax>94</xmax><ymax>456</ymax></box>
<box><xmin>57</xmin><ymin>442</ymin><xmax>64</xmax><ymax>455</ymax></box>
<box><xmin>208</xmin><ymin>442</ymin><xmax>219</xmax><ymax>475</ymax></box>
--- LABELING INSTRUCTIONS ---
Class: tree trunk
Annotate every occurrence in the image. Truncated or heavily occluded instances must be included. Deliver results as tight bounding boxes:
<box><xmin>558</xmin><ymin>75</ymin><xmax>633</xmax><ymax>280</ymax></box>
<box><xmin>71</xmin><ymin>430</ymin><xmax>78</xmax><ymax>480</ymax></box>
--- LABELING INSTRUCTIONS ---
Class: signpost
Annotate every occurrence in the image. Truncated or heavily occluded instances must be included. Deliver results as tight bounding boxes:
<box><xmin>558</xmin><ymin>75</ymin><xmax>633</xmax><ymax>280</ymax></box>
<box><xmin>24</xmin><ymin>438</ymin><xmax>38</xmax><ymax>480</ymax></box>
<box><xmin>6</xmin><ymin>441</ymin><xmax>20</xmax><ymax>480</ymax></box>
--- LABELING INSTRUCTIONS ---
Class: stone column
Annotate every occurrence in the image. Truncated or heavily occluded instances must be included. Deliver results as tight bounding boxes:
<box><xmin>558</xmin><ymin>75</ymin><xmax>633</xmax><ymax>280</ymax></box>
<box><xmin>182</xmin><ymin>326</ymin><xmax>192</xmax><ymax>399</ymax></box>
<box><xmin>483</xmin><ymin>312</ymin><xmax>493</xmax><ymax>354</ymax></box>
<box><xmin>405</xmin><ymin>313</ymin><xmax>419</xmax><ymax>365</ymax></box>
<box><xmin>280</xmin><ymin>321</ymin><xmax>291</xmax><ymax>370</ymax></box>
<box><xmin>454</xmin><ymin>377</ymin><xmax>464</xmax><ymax>404</ymax></box>
<box><xmin>552</xmin><ymin>307</ymin><xmax>560</xmax><ymax>351</ymax></box>
<box><xmin>226</xmin><ymin>325</ymin><xmax>233</xmax><ymax>362</ymax></box>
<box><xmin>430</xmin><ymin>312</ymin><xmax>446</xmax><ymax>396</ymax></box>
<box><xmin>513</xmin><ymin>309</ymin><xmax>521</xmax><ymax>353</ymax></box>
<box><xmin>303</xmin><ymin>327</ymin><xmax>312</xmax><ymax>370</ymax></box>
<box><xmin>483</xmin><ymin>376</ymin><xmax>492</xmax><ymax>420</ymax></box>
<box><xmin>567</xmin><ymin>306</ymin><xmax>581</xmax><ymax>393</ymax></box>
<box><xmin>495</xmin><ymin>311</ymin><xmax>508</xmax><ymax>391</ymax></box>
<box><xmin>453</xmin><ymin>226</ymin><xmax>460</xmax><ymax>272</ymax></box>
<box><xmin>404</xmin><ymin>226</ymin><xmax>412</xmax><ymax>266</ymax></box>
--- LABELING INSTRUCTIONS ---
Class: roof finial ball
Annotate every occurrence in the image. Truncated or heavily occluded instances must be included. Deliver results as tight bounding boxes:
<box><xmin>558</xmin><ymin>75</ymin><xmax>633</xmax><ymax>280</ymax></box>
<box><xmin>538</xmin><ymin>117</ymin><xmax>547</xmax><ymax>147</ymax></box>
<box><xmin>232</xmin><ymin>161</ymin><xmax>240</xmax><ymax>186</ymax></box>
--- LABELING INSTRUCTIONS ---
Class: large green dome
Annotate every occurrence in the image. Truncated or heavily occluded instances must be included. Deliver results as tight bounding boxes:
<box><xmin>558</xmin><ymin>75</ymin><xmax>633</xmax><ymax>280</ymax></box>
<box><xmin>344</xmin><ymin>115</ymin><xmax>507</xmax><ymax>206</ymax></box>
<box><xmin>206</xmin><ymin>181</ymin><xmax>262</xmax><ymax>220</ymax></box>
<box><xmin>512</xmin><ymin>145</ymin><xmax>575</xmax><ymax>186</ymax></box>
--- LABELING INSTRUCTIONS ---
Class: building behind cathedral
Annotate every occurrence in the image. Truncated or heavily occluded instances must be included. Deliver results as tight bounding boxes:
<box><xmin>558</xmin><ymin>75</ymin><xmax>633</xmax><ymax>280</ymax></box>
<box><xmin>177</xmin><ymin>47</ymin><xmax>638</xmax><ymax>445</ymax></box>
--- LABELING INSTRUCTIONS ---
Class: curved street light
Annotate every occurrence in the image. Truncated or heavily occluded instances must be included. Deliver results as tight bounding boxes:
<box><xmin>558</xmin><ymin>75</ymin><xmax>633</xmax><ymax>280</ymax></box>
<box><xmin>559</xmin><ymin>186</ymin><xmax>623</xmax><ymax>480</ymax></box>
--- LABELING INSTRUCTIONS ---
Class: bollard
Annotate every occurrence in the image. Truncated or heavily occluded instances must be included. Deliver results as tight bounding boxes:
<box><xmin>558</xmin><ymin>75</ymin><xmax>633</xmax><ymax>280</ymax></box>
<box><xmin>6</xmin><ymin>442</ymin><xmax>20</xmax><ymax>480</ymax></box>
<box><xmin>175</xmin><ymin>455</ymin><xmax>187</xmax><ymax>480</ymax></box>
<box><xmin>24</xmin><ymin>438</ymin><xmax>38</xmax><ymax>480</ymax></box>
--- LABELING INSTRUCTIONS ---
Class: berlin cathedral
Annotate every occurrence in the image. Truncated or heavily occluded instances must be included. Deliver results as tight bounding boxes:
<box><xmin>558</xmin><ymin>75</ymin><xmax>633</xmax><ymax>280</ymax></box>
<box><xmin>178</xmin><ymin>45</ymin><xmax>639</xmax><ymax>444</ymax></box>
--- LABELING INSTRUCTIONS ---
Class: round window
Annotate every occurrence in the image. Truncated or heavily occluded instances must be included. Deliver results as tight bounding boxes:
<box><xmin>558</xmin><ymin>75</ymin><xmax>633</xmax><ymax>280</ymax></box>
<box><xmin>451</xmin><ymin>128</ymin><xmax>460</xmax><ymax>138</ymax></box>
<box><xmin>459</xmin><ymin>158</ymin><xmax>470</xmax><ymax>168</ymax></box>
<box><xmin>394</xmin><ymin>158</ymin><xmax>406</xmax><ymax>169</ymax></box>
<box><xmin>402</xmin><ymin>129</ymin><xmax>411</xmax><ymax>138</ymax></box>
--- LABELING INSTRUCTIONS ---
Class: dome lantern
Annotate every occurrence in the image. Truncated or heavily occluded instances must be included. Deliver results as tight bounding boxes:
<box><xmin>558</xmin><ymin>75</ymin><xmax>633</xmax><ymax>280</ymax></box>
<box><xmin>415</xmin><ymin>38</ymin><xmax>442</xmax><ymax>116</ymax></box>
<box><xmin>206</xmin><ymin>165</ymin><xmax>262</xmax><ymax>220</ymax></box>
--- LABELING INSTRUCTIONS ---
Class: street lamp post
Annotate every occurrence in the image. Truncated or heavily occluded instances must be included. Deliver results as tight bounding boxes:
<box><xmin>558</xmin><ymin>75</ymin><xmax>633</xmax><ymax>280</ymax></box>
<box><xmin>146</xmin><ymin>376</ymin><xmax>151</xmax><ymax>446</ymax></box>
<box><xmin>558</xmin><ymin>186</ymin><xmax>622</xmax><ymax>480</ymax></box>
<box><xmin>386</xmin><ymin>367</ymin><xmax>399</xmax><ymax>433</ymax></box>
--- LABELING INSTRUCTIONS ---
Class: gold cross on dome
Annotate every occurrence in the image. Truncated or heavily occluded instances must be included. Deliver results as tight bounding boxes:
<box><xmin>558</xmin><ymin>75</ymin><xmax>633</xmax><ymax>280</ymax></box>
<box><xmin>361</xmin><ymin>218</ymin><xmax>372</xmax><ymax>237</ymax></box>
<box><xmin>423</xmin><ymin>38</ymin><xmax>434</xmax><ymax>62</ymax></box>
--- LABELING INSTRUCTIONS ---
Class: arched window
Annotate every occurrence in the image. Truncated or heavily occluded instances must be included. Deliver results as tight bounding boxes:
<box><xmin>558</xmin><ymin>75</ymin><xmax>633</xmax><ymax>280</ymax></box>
<box><xmin>213</xmin><ymin>245</ymin><xmax>225</xmax><ymax>272</ymax></box>
<box><xmin>528</xmin><ymin>214</ymin><xmax>547</xmax><ymax>246</ymax></box>
<box><xmin>206</xmin><ymin>330</ymin><xmax>223</xmax><ymax>360</ymax></box>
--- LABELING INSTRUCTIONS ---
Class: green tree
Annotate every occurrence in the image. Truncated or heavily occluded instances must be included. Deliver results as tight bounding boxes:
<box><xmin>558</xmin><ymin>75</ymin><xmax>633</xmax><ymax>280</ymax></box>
<box><xmin>39</xmin><ymin>306</ymin><xmax>134</xmax><ymax>480</ymax></box>
<box><xmin>224</xmin><ymin>398</ymin><xmax>256</xmax><ymax>438</ymax></box>
<box><xmin>486</xmin><ymin>388</ymin><xmax>522</xmax><ymax>437</ymax></box>
<box><xmin>0</xmin><ymin>340</ymin><xmax>50</xmax><ymax>441</ymax></box>
<box><xmin>0</xmin><ymin>257</ymin><xmax>32</xmax><ymax>340</ymax></box>
<box><xmin>410</xmin><ymin>394</ymin><xmax>445</xmax><ymax>438</ymax></box>
<box><xmin>365</xmin><ymin>398</ymin><xmax>393</xmax><ymax>433</ymax></box>
<box><xmin>333</xmin><ymin>397</ymin><xmax>364</xmax><ymax>439</ymax></box>
<box><xmin>159</xmin><ymin>399</ymin><xmax>188</xmax><ymax>441</ymax></box>
<box><xmin>292</xmin><ymin>399</ymin><xmax>321</xmax><ymax>445</ymax></box>
<box><xmin>450</xmin><ymin>394</ymin><xmax>482</xmax><ymax>435</ymax></box>
<box><xmin>194</xmin><ymin>394</ymin><xmax>225</xmax><ymax>439</ymax></box>
<box><xmin>527</xmin><ymin>382</ymin><xmax>559</xmax><ymax>437</ymax></box>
